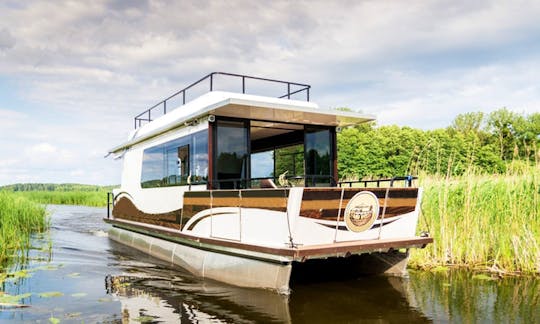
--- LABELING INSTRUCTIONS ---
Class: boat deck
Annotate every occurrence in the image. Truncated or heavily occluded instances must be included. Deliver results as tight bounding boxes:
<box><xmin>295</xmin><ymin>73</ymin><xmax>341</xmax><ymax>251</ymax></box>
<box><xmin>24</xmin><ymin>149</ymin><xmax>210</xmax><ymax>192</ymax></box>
<box><xmin>105</xmin><ymin>218</ymin><xmax>432</xmax><ymax>263</ymax></box>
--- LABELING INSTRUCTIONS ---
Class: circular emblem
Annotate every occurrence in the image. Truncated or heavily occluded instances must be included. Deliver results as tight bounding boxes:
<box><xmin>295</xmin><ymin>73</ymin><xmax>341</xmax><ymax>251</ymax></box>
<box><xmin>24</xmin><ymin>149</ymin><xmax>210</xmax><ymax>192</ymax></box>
<box><xmin>344</xmin><ymin>191</ymin><xmax>379</xmax><ymax>232</ymax></box>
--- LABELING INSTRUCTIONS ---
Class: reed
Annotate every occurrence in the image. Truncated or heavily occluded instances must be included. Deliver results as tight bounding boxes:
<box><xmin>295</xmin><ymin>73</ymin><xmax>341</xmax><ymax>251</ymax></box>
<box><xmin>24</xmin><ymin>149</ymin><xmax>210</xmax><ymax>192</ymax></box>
<box><xmin>12</xmin><ymin>190</ymin><xmax>108</xmax><ymax>207</ymax></box>
<box><xmin>410</xmin><ymin>163</ymin><xmax>540</xmax><ymax>275</ymax></box>
<box><xmin>0</xmin><ymin>192</ymin><xmax>48</xmax><ymax>268</ymax></box>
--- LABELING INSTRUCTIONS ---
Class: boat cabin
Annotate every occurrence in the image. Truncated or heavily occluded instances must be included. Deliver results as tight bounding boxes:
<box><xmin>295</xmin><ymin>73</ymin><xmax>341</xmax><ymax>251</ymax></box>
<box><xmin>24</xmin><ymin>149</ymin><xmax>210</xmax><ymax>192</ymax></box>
<box><xmin>109</xmin><ymin>72</ymin><xmax>373</xmax><ymax>194</ymax></box>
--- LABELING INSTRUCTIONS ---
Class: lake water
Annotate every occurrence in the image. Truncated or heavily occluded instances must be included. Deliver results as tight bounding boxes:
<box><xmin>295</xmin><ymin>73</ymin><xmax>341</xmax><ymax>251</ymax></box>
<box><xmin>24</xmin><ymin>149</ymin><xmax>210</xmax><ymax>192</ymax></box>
<box><xmin>1</xmin><ymin>205</ymin><xmax>538</xmax><ymax>323</ymax></box>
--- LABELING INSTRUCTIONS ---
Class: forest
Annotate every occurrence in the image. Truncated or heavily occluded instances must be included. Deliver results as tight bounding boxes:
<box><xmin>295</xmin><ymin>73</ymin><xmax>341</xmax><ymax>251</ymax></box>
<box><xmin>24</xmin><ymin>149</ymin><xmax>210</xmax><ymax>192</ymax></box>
<box><xmin>337</xmin><ymin>108</ymin><xmax>540</xmax><ymax>178</ymax></box>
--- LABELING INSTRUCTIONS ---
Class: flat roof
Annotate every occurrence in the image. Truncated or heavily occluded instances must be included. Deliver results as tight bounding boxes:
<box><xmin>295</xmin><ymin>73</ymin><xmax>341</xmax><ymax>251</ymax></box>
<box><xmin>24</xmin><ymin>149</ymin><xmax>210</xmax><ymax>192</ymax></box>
<box><xmin>109</xmin><ymin>91</ymin><xmax>374</xmax><ymax>154</ymax></box>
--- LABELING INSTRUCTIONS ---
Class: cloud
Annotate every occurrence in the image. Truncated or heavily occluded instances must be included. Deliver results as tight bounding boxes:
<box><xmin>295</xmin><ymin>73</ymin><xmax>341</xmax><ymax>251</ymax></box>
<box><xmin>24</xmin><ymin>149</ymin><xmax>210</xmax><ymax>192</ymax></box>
<box><xmin>26</xmin><ymin>142</ymin><xmax>57</xmax><ymax>154</ymax></box>
<box><xmin>0</xmin><ymin>0</ymin><xmax>539</xmax><ymax>185</ymax></box>
<box><xmin>0</xmin><ymin>28</ymin><xmax>16</xmax><ymax>50</ymax></box>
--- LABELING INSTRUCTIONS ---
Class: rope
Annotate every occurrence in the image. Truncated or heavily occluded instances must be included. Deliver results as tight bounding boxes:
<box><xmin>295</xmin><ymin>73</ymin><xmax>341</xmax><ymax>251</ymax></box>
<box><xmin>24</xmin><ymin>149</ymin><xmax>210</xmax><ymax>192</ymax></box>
<box><xmin>285</xmin><ymin>189</ymin><xmax>295</xmax><ymax>248</ymax></box>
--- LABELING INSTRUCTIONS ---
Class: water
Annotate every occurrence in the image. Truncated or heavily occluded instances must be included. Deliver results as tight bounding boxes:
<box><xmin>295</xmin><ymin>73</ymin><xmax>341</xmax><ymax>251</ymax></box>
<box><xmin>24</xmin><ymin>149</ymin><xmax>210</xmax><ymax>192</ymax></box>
<box><xmin>1</xmin><ymin>205</ymin><xmax>538</xmax><ymax>323</ymax></box>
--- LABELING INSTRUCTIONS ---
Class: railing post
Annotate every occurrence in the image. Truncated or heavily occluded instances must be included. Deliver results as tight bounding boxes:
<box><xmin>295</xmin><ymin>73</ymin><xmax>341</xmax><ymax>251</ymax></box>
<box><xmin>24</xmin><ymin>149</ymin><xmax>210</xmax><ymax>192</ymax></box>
<box><xmin>287</xmin><ymin>83</ymin><xmax>290</xmax><ymax>99</ymax></box>
<box><xmin>210</xmin><ymin>73</ymin><xmax>213</xmax><ymax>91</ymax></box>
<box><xmin>307</xmin><ymin>87</ymin><xmax>310</xmax><ymax>101</ymax></box>
<box><xmin>242</xmin><ymin>76</ymin><xmax>245</xmax><ymax>93</ymax></box>
<box><xmin>163</xmin><ymin>101</ymin><xmax>167</xmax><ymax>114</ymax></box>
<box><xmin>183</xmin><ymin>91</ymin><xmax>185</xmax><ymax>105</ymax></box>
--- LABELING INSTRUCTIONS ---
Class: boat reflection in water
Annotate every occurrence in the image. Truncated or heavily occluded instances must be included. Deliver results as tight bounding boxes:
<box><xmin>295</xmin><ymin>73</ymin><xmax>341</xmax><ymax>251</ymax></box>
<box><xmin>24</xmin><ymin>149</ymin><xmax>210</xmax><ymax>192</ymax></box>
<box><xmin>104</xmin><ymin>261</ymin><xmax>430</xmax><ymax>323</ymax></box>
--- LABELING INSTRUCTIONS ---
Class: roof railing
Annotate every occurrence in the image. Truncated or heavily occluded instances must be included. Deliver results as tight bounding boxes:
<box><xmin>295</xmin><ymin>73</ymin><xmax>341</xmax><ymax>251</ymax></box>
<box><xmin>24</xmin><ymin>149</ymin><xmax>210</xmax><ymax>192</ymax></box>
<box><xmin>133</xmin><ymin>72</ymin><xmax>311</xmax><ymax>129</ymax></box>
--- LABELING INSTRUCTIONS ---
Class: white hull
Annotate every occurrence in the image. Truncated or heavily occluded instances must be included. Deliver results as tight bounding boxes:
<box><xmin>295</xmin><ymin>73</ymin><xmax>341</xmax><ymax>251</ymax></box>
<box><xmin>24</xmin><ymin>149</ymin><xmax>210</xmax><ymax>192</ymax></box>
<box><xmin>109</xmin><ymin>227</ymin><xmax>292</xmax><ymax>293</ymax></box>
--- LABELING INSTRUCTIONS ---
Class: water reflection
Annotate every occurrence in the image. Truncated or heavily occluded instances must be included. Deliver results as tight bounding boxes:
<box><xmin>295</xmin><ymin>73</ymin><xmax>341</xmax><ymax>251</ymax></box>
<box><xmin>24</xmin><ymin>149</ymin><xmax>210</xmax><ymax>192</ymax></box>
<box><xmin>407</xmin><ymin>270</ymin><xmax>540</xmax><ymax>323</ymax></box>
<box><xmin>1</xmin><ymin>205</ymin><xmax>539</xmax><ymax>323</ymax></box>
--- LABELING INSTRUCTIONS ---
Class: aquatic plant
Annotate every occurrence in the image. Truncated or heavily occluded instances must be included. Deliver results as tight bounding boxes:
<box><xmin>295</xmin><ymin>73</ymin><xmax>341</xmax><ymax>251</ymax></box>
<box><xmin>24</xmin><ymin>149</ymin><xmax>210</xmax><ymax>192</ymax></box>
<box><xmin>410</xmin><ymin>163</ymin><xmax>540</xmax><ymax>275</ymax></box>
<box><xmin>0</xmin><ymin>192</ymin><xmax>48</xmax><ymax>269</ymax></box>
<box><xmin>11</xmin><ymin>190</ymin><xmax>109</xmax><ymax>207</ymax></box>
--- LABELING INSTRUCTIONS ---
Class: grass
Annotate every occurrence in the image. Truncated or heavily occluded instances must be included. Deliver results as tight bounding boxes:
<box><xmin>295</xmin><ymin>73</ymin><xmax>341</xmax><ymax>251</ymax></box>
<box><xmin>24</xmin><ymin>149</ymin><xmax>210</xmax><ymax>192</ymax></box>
<box><xmin>0</xmin><ymin>192</ymin><xmax>48</xmax><ymax>269</ymax></box>
<box><xmin>410</xmin><ymin>164</ymin><xmax>540</xmax><ymax>275</ymax></box>
<box><xmin>12</xmin><ymin>190</ymin><xmax>109</xmax><ymax>207</ymax></box>
<box><xmin>0</xmin><ymin>183</ymin><xmax>114</xmax><ymax>207</ymax></box>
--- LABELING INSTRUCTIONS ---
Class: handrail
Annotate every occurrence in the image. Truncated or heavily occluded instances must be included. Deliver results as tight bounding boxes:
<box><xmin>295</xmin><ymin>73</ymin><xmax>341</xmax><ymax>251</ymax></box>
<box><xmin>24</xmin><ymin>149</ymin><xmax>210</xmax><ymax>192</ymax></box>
<box><xmin>208</xmin><ymin>175</ymin><xmax>335</xmax><ymax>190</ymax></box>
<box><xmin>134</xmin><ymin>72</ymin><xmax>311</xmax><ymax>129</ymax></box>
<box><xmin>107</xmin><ymin>192</ymin><xmax>115</xmax><ymax>218</ymax></box>
<box><xmin>338</xmin><ymin>175</ymin><xmax>417</xmax><ymax>188</ymax></box>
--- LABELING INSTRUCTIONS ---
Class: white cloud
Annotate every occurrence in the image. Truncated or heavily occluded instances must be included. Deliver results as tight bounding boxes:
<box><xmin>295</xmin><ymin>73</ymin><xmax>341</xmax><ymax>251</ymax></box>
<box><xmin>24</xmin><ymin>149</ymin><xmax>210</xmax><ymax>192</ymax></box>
<box><xmin>0</xmin><ymin>0</ymin><xmax>539</xmax><ymax>185</ymax></box>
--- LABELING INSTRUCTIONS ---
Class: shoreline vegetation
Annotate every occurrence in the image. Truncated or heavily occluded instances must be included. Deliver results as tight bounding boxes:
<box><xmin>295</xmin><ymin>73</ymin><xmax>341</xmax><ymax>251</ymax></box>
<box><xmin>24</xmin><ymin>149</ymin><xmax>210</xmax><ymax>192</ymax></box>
<box><xmin>0</xmin><ymin>192</ymin><xmax>48</xmax><ymax>269</ymax></box>
<box><xmin>1</xmin><ymin>183</ymin><xmax>114</xmax><ymax>207</ymax></box>
<box><xmin>1</xmin><ymin>171</ymin><xmax>539</xmax><ymax>276</ymax></box>
<box><xmin>410</xmin><ymin>164</ymin><xmax>540</xmax><ymax>276</ymax></box>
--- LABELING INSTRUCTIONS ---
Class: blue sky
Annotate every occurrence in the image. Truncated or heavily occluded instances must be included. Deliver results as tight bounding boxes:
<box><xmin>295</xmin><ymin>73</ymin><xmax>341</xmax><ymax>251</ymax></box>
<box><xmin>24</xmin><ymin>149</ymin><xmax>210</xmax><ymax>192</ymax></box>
<box><xmin>0</xmin><ymin>0</ymin><xmax>539</xmax><ymax>185</ymax></box>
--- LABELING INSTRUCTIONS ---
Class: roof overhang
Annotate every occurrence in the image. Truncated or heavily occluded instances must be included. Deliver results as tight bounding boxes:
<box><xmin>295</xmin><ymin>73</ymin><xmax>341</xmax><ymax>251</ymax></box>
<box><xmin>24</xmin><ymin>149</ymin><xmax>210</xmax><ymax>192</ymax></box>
<box><xmin>109</xmin><ymin>91</ymin><xmax>374</xmax><ymax>154</ymax></box>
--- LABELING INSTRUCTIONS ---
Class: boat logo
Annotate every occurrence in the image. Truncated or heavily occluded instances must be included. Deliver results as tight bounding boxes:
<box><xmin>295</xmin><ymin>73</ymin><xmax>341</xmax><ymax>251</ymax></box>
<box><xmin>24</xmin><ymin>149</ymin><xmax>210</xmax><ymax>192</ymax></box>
<box><xmin>344</xmin><ymin>191</ymin><xmax>379</xmax><ymax>232</ymax></box>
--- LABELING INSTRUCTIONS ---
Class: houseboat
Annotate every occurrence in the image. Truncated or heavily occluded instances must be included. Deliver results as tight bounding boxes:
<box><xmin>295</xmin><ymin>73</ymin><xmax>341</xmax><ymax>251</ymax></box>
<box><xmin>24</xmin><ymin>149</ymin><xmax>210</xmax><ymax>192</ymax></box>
<box><xmin>106</xmin><ymin>72</ymin><xmax>432</xmax><ymax>294</ymax></box>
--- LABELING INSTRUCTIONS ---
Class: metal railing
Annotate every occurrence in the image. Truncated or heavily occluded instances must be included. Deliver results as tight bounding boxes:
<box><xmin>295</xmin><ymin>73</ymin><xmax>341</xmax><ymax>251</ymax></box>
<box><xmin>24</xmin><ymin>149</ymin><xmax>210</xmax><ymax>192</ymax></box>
<box><xmin>338</xmin><ymin>175</ymin><xmax>417</xmax><ymax>188</ymax></box>
<box><xmin>107</xmin><ymin>192</ymin><xmax>114</xmax><ymax>219</ymax></box>
<box><xmin>208</xmin><ymin>175</ymin><xmax>336</xmax><ymax>190</ymax></box>
<box><xmin>134</xmin><ymin>72</ymin><xmax>311</xmax><ymax>129</ymax></box>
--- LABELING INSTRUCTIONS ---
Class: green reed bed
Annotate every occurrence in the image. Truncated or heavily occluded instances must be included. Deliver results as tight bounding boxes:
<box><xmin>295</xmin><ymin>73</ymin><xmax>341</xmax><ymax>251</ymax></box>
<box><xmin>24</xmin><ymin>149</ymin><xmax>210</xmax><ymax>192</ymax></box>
<box><xmin>410</xmin><ymin>166</ymin><xmax>540</xmax><ymax>275</ymax></box>
<box><xmin>0</xmin><ymin>192</ymin><xmax>48</xmax><ymax>268</ymax></box>
<box><xmin>13</xmin><ymin>190</ymin><xmax>109</xmax><ymax>207</ymax></box>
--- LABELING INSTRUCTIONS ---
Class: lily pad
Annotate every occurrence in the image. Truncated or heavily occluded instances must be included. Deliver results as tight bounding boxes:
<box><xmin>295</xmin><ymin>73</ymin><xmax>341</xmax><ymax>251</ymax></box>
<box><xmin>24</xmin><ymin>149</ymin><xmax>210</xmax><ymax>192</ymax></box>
<box><xmin>35</xmin><ymin>264</ymin><xmax>61</xmax><ymax>271</ymax></box>
<box><xmin>64</xmin><ymin>312</ymin><xmax>81</xmax><ymax>318</ymax></box>
<box><xmin>49</xmin><ymin>316</ymin><xmax>61</xmax><ymax>324</ymax></box>
<box><xmin>67</xmin><ymin>272</ymin><xmax>80</xmax><ymax>278</ymax></box>
<box><xmin>70</xmin><ymin>293</ymin><xmax>87</xmax><ymax>298</ymax></box>
<box><xmin>39</xmin><ymin>291</ymin><xmax>64</xmax><ymax>298</ymax></box>
<box><xmin>7</xmin><ymin>270</ymin><xmax>32</xmax><ymax>279</ymax></box>
<box><xmin>98</xmin><ymin>297</ymin><xmax>112</xmax><ymax>302</ymax></box>
<box><xmin>0</xmin><ymin>293</ymin><xmax>32</xmax><ymax>304</ymax></box>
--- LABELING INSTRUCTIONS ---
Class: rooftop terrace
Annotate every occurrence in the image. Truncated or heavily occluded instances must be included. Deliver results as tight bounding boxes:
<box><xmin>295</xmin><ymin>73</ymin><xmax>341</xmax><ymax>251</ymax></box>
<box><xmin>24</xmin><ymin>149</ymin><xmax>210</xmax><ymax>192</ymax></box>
<box><xmin>134</xmin><ymin>72</ymin><xmax>311</xmax><ymax>129</ymax></box>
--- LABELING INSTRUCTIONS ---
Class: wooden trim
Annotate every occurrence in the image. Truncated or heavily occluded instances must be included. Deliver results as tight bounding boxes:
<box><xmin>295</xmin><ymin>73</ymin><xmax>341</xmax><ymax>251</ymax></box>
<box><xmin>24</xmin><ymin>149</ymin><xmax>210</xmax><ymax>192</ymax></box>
<box><xmin>112</xmin><ymin>196</ymin><xmax>182</xmax><ymax>228</ymax></box>
<box><xmin>300</xmin><ymin>187</ymin><xmax>419</xmax><ymax>220</ymax></box>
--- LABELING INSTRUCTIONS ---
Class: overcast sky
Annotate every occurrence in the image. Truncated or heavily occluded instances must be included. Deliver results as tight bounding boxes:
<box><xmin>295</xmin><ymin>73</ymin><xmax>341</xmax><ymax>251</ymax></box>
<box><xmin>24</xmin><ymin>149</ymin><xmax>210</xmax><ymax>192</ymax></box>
<box><xmin>1</xmin><ymin>0</ymin><xmax>539</xmax><ymax>185</ymax></box>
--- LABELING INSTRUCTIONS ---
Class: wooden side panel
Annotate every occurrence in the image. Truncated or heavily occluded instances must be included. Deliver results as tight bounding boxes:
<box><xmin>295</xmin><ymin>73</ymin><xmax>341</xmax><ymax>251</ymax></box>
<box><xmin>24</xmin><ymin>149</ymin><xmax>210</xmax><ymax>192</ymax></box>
<box><xmin>300</xmin><ymin>188</ymin><xmax>418</xmax><ymax>220</ymax></box>
<box><xmin>182</xmin><ymin>189</ymin><xmax>289</xmax><ymax>228</ymax></box>
<box><xmin>112</xmin><ymin>196</ymin><xmax>181</xmax><ymax>230</ymax></box>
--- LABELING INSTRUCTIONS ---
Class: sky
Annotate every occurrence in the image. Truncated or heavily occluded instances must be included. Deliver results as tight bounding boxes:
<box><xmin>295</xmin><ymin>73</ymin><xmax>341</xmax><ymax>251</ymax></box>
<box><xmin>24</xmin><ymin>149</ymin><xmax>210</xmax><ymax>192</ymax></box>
<box><xmin>0</xmin><ymin>0</ymin><xmax>539</xmax><ymax>186</ymax></box>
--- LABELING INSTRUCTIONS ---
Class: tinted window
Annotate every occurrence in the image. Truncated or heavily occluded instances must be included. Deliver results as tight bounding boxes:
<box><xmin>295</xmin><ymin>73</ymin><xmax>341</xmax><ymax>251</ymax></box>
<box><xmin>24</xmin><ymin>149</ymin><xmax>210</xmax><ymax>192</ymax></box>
<box><xmin>191</xmin><ymin>131</ymin><xmax>208</xmax><ymax>183</ymax></box>
<box><xmin>215</xmin><ymin>120</ymin><xmax>248</xmax><ymax>189</ymax></box>
<box><xmin>141</xmin><ymin>130</ymin><xmax>208</xmax><ymax>188</ymax></box>
<box><xmin>305</xmin><ymin>128</ymin><xmax>331</xmax><ymax>186</ymax></box>
<box><xmin>141</xmin><ymin>146</ymin><xmax>164</xmax><ymax>188</ymax></box>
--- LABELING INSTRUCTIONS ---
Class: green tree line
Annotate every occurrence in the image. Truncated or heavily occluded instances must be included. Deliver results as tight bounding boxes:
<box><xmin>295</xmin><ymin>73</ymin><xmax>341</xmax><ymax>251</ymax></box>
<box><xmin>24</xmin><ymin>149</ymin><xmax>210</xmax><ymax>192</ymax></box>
<box><xmin>337</xmin><ymin>108</ymin><xmax>540</xmax><ymax>179</ymax></box>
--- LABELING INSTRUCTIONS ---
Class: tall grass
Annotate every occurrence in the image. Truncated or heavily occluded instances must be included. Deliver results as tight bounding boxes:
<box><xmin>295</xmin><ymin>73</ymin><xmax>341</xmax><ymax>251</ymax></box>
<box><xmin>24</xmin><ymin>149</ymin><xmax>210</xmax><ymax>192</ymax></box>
<box><xmin>12</xmin><ymin>190</ymin><xmax>108</xmax><ymax>207</ymax></box>
<box><xmin>410</xmin><ymin>163</ymin><xmax>540</xmax><ymax>275</ymax></box>
<box><xmin>0</xmin><ymin>192</ymin><xmax>48</xmax><ymax>268</ymax></box>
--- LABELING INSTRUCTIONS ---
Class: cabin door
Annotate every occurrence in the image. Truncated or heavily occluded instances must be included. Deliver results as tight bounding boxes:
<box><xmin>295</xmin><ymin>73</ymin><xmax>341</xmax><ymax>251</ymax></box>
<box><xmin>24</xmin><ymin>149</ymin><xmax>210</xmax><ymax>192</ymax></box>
<box><xmin>214</xmin><ymin>119</ymin><xmax>249</xmax><ymax>189</ymax></box>
<box><xmin>305</xmin><ymin>127</ymin><xmax>334</xmax><ymax>186</ymax></box>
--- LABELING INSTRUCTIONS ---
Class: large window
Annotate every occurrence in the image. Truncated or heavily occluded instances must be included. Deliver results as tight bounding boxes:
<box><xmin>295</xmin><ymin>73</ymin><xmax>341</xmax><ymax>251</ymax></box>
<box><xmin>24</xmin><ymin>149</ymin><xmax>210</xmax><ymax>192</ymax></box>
<box><xmin>215</xmin><ymin>120</ymin><xmax>248</xmax><ymax>189</ymax></box>
<box><xmin>141</xmin><ymin>130</ymin><xmax>208</xmax><ymax>188</ymax></box>
<box><xmin>305</xmin><ymin>127</ymin><xmax>332</xmax><ymax>186</ymax></box>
